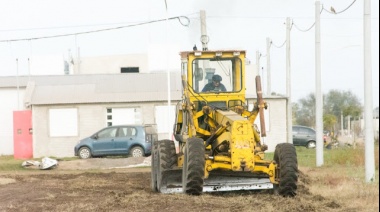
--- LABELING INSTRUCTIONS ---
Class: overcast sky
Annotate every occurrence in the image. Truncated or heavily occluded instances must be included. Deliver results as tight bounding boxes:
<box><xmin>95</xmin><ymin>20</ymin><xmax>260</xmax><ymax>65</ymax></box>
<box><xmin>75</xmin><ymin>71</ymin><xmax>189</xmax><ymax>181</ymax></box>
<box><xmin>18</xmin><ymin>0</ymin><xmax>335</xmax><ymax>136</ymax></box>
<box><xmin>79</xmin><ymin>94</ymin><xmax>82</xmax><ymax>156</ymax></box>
<box><xmin>0</xmin><ymin>0</ymin><xmax>378</xmax><ymax>106</ymax></box>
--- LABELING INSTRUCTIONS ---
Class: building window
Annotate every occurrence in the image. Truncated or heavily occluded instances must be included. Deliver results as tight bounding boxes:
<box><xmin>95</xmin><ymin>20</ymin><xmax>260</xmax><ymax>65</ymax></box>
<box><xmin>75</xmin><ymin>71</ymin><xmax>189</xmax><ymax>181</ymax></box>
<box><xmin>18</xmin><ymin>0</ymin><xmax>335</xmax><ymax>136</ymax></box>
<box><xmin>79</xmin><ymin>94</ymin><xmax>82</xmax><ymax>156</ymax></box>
<box><xmin>106</xmin><ymin>107</ymin><xmax>142</xmax><ymax>126</ymax></box>
<box><xmin>49</xmin><ymin>108</ymin><xmax>78</xmax><ymax>137</ymax></box>
<box><xmin>121</xmin><ymin>67</ymin><xmax>139</xmax><ymax>73</ymax></box>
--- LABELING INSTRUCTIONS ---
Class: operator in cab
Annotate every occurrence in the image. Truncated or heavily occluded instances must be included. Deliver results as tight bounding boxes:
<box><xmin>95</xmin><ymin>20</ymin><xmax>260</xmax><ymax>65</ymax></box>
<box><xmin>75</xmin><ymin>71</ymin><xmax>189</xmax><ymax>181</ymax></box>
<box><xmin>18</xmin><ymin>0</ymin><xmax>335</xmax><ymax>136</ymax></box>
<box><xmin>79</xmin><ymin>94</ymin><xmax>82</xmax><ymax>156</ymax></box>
<box><xmin>202</xmin><ymin>74</ymin><xmax>227</xmax><ymax>92</ymax></box>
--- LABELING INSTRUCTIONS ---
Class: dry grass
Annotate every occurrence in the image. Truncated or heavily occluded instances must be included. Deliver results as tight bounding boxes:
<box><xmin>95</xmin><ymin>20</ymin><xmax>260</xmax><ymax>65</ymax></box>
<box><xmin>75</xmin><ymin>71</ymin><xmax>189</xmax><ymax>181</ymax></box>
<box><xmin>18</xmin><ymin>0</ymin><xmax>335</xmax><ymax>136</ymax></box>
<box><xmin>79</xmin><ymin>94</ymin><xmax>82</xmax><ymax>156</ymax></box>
<box><xmin>298</xmin><ymin>142</ymin><xmax>379</xmax><ymax>212</ymax></box>
<box><xmin>0</xmin><ymin>144</ymin><xmax>379</xmax><ymax>212</ymax></box>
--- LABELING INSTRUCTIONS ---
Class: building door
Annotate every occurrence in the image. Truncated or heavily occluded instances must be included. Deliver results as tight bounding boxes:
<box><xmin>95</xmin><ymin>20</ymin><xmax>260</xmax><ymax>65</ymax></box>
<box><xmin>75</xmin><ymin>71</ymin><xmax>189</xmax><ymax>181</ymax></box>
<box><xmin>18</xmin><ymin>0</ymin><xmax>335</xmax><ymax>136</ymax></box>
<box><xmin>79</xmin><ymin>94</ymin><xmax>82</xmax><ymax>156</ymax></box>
<box><xmin>13</xmin><ymin>110</ymin><xmax>33</xmax><ymax>159</ymax></box>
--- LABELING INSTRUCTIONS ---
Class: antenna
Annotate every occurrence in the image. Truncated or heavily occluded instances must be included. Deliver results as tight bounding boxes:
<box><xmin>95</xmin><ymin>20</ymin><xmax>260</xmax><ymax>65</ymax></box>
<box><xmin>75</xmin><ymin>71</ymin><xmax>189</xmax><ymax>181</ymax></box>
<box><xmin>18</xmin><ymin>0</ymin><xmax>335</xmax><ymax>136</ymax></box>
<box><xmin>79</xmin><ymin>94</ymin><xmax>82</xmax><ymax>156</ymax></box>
<box><xmin>16</xmin><ymin>58</ymin><xmax>20</xmax><ymax>110</ymax></box>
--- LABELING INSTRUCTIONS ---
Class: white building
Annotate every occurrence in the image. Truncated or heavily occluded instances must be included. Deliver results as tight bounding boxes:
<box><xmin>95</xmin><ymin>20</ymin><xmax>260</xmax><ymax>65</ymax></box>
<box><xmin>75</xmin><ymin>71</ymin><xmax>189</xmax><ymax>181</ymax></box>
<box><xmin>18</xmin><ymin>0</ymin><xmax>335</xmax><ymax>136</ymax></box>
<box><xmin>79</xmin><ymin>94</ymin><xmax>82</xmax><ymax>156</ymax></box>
<box><xmin>0</xmin><ymin>54</ymin><xmax>287</xmax><ymax>157</ymax></box>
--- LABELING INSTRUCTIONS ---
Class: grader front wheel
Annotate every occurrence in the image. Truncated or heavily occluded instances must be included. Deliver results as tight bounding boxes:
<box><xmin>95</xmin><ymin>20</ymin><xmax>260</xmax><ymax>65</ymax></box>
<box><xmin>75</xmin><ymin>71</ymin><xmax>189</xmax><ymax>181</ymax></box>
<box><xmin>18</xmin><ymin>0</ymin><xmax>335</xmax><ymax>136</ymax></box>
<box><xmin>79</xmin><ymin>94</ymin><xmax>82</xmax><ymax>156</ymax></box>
<box><xmin>182</xmin><ymin>137</ymin><xmax>205</xmax><ymax>195</ymax></box>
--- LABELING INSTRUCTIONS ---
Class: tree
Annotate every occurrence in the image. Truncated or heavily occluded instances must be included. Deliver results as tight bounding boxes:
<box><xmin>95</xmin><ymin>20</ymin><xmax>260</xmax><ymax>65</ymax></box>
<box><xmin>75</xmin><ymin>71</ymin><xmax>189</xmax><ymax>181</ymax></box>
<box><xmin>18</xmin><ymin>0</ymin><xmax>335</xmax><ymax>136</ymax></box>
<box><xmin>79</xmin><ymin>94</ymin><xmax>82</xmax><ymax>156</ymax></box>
<box><xmin>324</xmin><ymin>90</ymin><xmax>362</xmax><ymax>119</ymax></box>
<box><xmin>323</xmin><ymin>114</ymin><xmax>337</xmax><ymax>133</ymax></box>
<box><xmin>293</xmin><ymin>90</ymin><xmax>363</xmax><ymax>133</ymax></box>
<box><xmin>292</xmin><ymin>102</ymin><xmax>299</xmax><ymax>124</ymax></box>
<box><xmin>293</xmin><ymin>93</ymin><xmax>315</xmax><ymax>127</ymax></box>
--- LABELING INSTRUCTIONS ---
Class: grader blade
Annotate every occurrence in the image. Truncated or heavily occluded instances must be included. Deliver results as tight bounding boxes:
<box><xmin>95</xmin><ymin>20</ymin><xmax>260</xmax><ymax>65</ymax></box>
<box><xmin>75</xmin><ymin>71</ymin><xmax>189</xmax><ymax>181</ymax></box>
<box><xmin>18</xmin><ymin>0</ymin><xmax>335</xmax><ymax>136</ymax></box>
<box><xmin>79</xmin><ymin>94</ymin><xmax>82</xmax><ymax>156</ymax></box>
<box><xmin>158</xmin><ymin>169</ymin><xmax>273</xmax><ymax>194</ymax></box>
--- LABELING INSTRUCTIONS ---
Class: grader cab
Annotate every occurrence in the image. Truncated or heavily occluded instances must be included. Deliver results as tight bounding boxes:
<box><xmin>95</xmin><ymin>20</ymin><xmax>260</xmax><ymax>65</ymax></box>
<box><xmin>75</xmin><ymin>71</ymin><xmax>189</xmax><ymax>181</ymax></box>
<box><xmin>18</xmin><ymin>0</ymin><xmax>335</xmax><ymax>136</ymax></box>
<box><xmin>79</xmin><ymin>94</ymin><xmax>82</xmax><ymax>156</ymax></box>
<box><xmin>150</xmin><ymin>50</ymin><xmax>298</xmax><ymax>196</ymax></box>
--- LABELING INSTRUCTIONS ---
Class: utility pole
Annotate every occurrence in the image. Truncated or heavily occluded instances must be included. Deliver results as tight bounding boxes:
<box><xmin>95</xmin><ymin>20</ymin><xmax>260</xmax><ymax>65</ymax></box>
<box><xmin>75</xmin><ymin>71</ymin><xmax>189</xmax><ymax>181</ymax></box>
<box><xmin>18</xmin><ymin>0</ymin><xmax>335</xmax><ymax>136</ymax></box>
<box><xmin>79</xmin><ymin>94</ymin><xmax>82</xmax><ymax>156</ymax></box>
<box><xmin>256</xmin><ymin>51</ymin><xmax>260</xmax><ymax>76</ymax></box>
<box><xmin>315</xmin><ymin>1</ymin><xmax>324</xmax><ymax>167</ymax></box>
<box><xmin>200</xmin><ymin>10</ymin><xmax>210</xmax><ymax>86</ymax></box>
<box><xmin>200</xmin><ymin>10</ymin><xmax>208</xmax><ymax>51</ymax></box>
<box><xmin>341</xmin><ymin>111</ymin><xmax>344</xmax><ymax>135</ymax></box>
<box><xmin>75</xmin><ymin>35</ymin><xmax>80</xmax><ymax>74</ymax></box>
<box><xmin>364</xmin><ymin>0</ymin><xmax>375</xmax><ymax>183</ymax></box>
<box><xmin>165</xmin><ymin>0</ymin><xmax>171</xmax><ymax>139</ymax></box>
<box><xmin>266</xmin><ymin>37</ymin><xmax>271</xmax><ymax>95</ymax></box>
<box><xmin>16</xmin><ymin>58</ymin><xmax>20</xmax><ymax>110</ymax></box>
<box><xmin>286</xmin><ymin>17</ymin><xmax>292</xmax><ymax>144</ymax></box>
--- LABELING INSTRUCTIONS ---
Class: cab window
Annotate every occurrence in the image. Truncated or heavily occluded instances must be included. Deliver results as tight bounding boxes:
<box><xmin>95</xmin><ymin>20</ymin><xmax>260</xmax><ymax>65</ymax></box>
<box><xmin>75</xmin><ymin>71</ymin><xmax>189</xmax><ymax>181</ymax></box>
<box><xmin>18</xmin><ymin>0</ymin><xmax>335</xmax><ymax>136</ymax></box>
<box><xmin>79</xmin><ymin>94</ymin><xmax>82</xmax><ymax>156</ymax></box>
<box><xmin>192</xmin><ymin>58</ymin><xmax>242</xmax><ymax>93</ymax></box>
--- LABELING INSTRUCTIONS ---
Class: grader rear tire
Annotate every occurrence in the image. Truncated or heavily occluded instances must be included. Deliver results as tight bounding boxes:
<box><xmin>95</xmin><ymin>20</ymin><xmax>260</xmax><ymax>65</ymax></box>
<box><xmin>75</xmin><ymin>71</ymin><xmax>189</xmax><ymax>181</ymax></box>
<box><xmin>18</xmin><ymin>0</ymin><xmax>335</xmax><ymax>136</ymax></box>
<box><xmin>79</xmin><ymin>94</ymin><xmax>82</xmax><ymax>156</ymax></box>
<box><xmin>157</xmin><ymin>140</ymin><xmax>177</xmax><ymax>191</ymax></box>
<box><xmin>274</xmin><ymin>143</ymin><xmax>298</xmax><ymax>197</ymax></box>
<box><xmin>182</xmin><ymin>137</ymin><xmax>205</xmax><ymax>195</ymax></box>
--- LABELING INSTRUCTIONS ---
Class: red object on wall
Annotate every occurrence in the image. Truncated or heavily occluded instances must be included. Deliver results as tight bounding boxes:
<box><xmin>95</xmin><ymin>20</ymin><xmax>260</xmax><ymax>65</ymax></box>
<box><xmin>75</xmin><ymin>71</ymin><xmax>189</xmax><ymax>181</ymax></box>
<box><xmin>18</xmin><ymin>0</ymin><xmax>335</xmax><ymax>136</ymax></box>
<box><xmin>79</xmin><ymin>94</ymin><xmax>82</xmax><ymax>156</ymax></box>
<box><xmin>13</xmin><ymin>110</ymin><xmax>33</xmax><ymax>159</ymax></box>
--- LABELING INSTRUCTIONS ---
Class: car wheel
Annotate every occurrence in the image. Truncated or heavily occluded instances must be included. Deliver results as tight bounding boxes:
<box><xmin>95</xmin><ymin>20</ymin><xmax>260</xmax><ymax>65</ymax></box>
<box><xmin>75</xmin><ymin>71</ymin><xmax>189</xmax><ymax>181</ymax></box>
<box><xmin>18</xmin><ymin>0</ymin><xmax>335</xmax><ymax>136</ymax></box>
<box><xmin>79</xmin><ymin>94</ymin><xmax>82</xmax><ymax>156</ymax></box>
<box><xmin>307</xmin><ymin>141</ymin><xmax>316</xmax><ymax>149</ymax></box>
<box><xmin>78</xmin><ymin>147</ymin><xmax>92</xmax><ymax>159</ymax></box>
<box><xmin>130</xmin><ymin>146</ymin><xmax>144</xmax><ymax>157</ymax></box>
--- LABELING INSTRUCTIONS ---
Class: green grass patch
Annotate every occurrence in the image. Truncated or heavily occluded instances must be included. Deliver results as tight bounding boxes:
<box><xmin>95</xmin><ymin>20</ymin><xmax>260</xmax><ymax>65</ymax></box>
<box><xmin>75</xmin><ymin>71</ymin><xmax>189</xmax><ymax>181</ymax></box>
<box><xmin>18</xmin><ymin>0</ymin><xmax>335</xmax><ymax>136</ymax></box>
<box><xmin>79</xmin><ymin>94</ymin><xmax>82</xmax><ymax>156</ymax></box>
<box><xmin>295</xmin><ymin>143</ymin><xmax>379</xmax><ymax>169</ymax></box>
<box><xmin>0</xmin><ymin>155</ymin><xmax>28</xmax><ymax>171</ymax></box>
<box><xmin>0</xmin><ymin>155</ymin><xmax>80</xmax><ymax>172</ymax></box>
<box><xmin>265</xmin><ymin>143</ymin><xmax>379</xmax><ymax>171</ymax></box>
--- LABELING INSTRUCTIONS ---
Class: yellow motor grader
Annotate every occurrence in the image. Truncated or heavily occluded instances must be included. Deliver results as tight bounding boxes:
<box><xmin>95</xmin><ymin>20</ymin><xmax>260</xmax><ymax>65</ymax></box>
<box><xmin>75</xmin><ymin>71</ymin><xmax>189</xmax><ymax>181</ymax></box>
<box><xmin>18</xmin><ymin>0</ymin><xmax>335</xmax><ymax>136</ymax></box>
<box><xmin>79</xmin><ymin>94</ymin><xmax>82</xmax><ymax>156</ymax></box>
<box><xmin>151</xmin><ymin>49</ymin><xmax>298</xmax><ymax>196</ymax></box>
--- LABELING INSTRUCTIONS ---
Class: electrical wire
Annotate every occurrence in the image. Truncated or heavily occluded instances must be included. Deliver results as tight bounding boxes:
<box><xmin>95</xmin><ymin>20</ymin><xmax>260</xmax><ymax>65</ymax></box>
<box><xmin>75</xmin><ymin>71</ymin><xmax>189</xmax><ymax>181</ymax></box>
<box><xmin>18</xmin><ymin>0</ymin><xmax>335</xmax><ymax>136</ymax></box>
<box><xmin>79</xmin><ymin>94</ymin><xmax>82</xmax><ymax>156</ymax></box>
<box><xmin>0</xmin><ymin>15</ymin><xmax>190</xmax><ymax>43</ymax></box>
<box><xmin>271</xmin><ymin>40</ymin><xmax>286</xmax><ymax>48</ymax></box>
<box><xmin>0</xmin><ymin>22</ymin><xmax>145</xmax><ymax>32</ymax></box>
<box><xmin>292</xmin><ymin>0</ymin><xmax>356</xmax><ymax>33</ymax></box>
<box><xmin>293</xmin><ymin>22</ymin><xmax>315</xmax><ymax>32</ymax></box>
<box><xmin>323</xmin><ymin>0</ymin><xmax>357</xmax><ymax>15</ymax></box>
<box><xmin>292</xmin><ymin>6</ymin><xmax>324</xmax><ymax>33</ymax></box>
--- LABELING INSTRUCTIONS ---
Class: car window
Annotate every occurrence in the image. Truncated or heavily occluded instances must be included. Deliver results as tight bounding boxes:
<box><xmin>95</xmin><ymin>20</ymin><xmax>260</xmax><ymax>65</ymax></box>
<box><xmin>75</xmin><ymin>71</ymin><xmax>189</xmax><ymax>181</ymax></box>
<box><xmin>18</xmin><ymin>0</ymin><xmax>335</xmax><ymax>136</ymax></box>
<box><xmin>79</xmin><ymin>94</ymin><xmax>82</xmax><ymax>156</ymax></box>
<box><xmin>307</xmin><ymin>128</ymin><xmax>315</xmax><ymax>135</ymax></box>
<box><xmin>299</xmin><ymin>128</ymin><xmax>309</xmax><ymax>135</ymax></box>
<box><xmin>129</xmin><ymin>127</ymin><xmax>137</xmax><ymax>136</ymax></box>
<box><xmin>98</xmin><ymin>128</ymin><xmax>117</xmax><ymax>138</ymax></box>
<box><xmin>118</xmin><ymin>127</ymin><xmax>137</xmax><ymax>137</ymax></box>
<box><xmin>117</xmin><ymin>128</ymin><xmax>126</xmax><ymax>137</ymax></box>
<box><xmin>292</xmin><ymin>127</ymin><xmax>299</xmax><ymax>135</ymax></box>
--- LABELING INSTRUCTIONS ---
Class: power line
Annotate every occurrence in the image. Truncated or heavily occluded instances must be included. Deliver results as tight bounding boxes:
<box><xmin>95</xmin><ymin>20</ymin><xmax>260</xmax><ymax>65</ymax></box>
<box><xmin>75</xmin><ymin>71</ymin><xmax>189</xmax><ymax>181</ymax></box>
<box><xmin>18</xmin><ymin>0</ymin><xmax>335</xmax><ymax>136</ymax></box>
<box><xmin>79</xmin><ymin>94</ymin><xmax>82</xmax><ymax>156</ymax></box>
<box><xmin>292</xmin><ymin>6</ymin><xmax>324</xmax><ymax>33</ymax></box>
<box><xmin>0</xmin><ymin>22</ymin><xmax>142</xmax><ymax>32</ymax></box>
<box><xmin>293</xmin><ymin>22</ymin><xmax>315</xmax><ymax>32</ymax></box>
<box><xmin>0</xmin><ymin>15</ymin><xmax>190</xmax><ymax>43</ymax></box>
<box><xmin>292</xmin><ymin>0</ymin><xmax>358</xmax><ymax>33</ymax></box>
<box><xmin>271</xmin><ymin>40</ymin><xmax>286</xmax><ymax>48</ymax></box>
<box><xmin>323</xmin><ymin>0</ymin><xmax>357</xmax><ymax>15</ymax></box>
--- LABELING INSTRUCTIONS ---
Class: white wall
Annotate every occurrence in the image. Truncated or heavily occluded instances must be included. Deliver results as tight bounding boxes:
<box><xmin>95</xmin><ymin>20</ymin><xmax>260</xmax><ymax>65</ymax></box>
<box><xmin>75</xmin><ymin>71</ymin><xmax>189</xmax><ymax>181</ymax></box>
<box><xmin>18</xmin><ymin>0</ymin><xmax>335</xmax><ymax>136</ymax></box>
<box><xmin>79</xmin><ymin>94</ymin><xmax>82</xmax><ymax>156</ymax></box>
<box><xmin>154</xmin><ymin>104</ymin><xmax>176</xmax><ymax>141</ymax></box>
<box><xmin>1</xmin><ymin>85</ymin><xmax>286</xmax><ymax>157</ymax></box>
<box><xmin>32</xmin><ymin>103</ymin><xmax>157</xmax><ymax>158</ymax></box>
<box><xmin>0</xmin><ymin>88</ymin><xmax>26</xmax><ymax>155</ymax></box>
<box><xmin>245</xmin><ymin>63</ymin><xmax>258</xmax><ymax>96</ymax></box>
<box><xmin>31</xmin><ymin>98</ymin><xmax>286</xmax><ymax>158</ymax></box>
<box><xmin>76</xmin><ymin>54</ymin><xmax>149</xmax><ymax>74</ymax></box>
<box><xmin>264</xmin><ymin>99</ymin><xmax>287</xmax><ymax>152</ymax></box>
<box><xmin>248</xmin><ymin>98</ymin><xmax>287</xmax><ymax>152</ymax></box>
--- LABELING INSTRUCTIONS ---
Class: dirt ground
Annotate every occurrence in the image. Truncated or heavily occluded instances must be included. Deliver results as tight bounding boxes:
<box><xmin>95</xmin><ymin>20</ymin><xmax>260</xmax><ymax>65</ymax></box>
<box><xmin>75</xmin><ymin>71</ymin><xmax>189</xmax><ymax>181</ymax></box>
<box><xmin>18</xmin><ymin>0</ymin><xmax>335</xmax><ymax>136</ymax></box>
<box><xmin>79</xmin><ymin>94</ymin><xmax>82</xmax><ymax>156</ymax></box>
<box><xmin>0</xmin><ymin>157</ymin><xmax>374</xmax><ymax>212</ymax></box>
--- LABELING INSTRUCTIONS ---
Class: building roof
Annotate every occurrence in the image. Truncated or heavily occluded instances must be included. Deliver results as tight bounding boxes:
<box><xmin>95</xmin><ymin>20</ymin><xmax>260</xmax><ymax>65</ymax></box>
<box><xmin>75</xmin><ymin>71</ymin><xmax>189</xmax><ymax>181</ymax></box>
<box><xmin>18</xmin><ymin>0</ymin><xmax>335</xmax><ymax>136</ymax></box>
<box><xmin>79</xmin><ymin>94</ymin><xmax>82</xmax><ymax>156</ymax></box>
<box><xmin>1</xmin><ymin>73</ymin><xmax>287</xmax><ymax>107</ymax></box>
<box><xmin>0</xmin><ymin>73</ymin><xmax>182</xmax><ymax>106</ymax></box>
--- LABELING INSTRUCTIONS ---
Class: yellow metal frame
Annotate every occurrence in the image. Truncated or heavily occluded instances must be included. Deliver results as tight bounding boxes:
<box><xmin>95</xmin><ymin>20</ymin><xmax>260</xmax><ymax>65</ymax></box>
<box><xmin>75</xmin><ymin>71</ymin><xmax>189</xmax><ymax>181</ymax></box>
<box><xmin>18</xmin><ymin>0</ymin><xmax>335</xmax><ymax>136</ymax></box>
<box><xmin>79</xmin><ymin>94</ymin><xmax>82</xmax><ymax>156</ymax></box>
<box><xmin>176</xmin><ymin>50</ymin><xmax>278</xmax><ymax>184</ymax></box>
